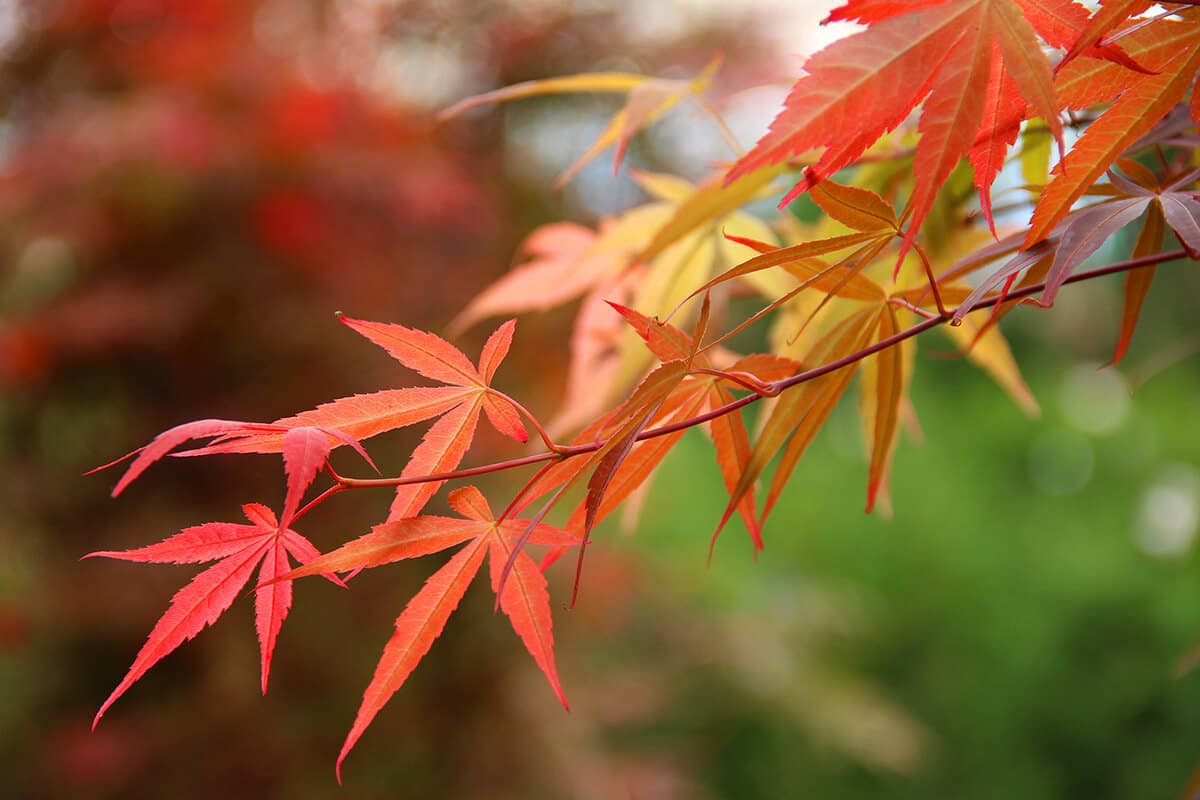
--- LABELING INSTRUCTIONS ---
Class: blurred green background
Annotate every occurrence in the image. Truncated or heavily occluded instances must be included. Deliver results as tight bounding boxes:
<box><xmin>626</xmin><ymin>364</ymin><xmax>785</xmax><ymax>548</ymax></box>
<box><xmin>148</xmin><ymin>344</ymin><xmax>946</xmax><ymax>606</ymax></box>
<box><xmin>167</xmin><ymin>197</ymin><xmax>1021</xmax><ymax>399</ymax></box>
<box><xmin>3</xmin><ymin>1</ymin><xmax>1200</xmax><ymax>798</ymax></box>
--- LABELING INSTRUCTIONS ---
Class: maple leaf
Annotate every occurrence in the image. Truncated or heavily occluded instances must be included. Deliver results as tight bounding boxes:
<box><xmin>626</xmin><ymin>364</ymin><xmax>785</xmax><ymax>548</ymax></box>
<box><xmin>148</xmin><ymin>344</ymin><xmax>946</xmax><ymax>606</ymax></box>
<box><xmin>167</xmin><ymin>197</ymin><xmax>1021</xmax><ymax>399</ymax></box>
<box><xmin>1110</xmin><ymin>198</ymin><xmax>1164</xmax><ymax>366</ymax></box>
<box><xmin>604</xmin><ymin>302</ymin><xmax>800</xmax><ymax>552</ymax></box>
<box><xmin>860</xmin><ymin>306</ymin><xmax>905</xmax><ymax>513</ymax></box>
<box><xmin>335</xmin><ymin>317</ymin><xmax>529</xmax><ymax>520</ymax></box>
<box><xmin>185</xmin><ymin>319</ymin><xmax>528</xmax><ymax>485</ymax></box>
<box><xmin>439</xmin><ymin>55</ymin><xmax>723</xmax><ymax>188</ymax></box>
<box><xmin>964</xmin><ymin>166</ymin><xmax>1200</xmax><ymax>320</ymax></box>
<box><xmin>93</xmin><ymin>418</ymin><xmax>287</xmax><ymax>496</ymax></box>
<box><xmin>731</xmin><ymin>307</ymin><xmax>881</xmax><ymax>539</ymax></box>
<box><xmin>449</xmin><ymin>222</ymin><xmax>607</xmax><ymax>335</ymax></box>
<box><xmin>723</xmin><ymin>0</ymin><xmax>1130</xmax><ymax>258</ymax></box>
<box><xmin>1059</xmin><ymin>0</ymin><xmax>1153</xmax><ymax>68</ymax></box>
<box><xmin>1027</xmin><ymin>10</ymin><xmax>1200</xmax><ymax>244</ymax></box>
<box><xmin>87</xmin><ymin>427</ymin><xmax>345</xmax><ymax>726</ymax></box>
<box><xmin>281</xmin><ymin>486</ymin><xmax>579</xmax><ymax>781</ymax></box>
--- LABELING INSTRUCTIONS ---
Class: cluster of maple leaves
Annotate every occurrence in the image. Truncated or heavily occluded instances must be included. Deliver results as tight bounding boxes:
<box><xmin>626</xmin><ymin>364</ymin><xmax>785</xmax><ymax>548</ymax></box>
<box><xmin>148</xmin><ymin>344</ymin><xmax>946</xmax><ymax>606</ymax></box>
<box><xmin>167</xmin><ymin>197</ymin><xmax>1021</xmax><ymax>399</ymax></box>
<box><xmin>90</xmin><ymin>0</ymin><xmax>1200</xmax><ymax>778</ymax></box>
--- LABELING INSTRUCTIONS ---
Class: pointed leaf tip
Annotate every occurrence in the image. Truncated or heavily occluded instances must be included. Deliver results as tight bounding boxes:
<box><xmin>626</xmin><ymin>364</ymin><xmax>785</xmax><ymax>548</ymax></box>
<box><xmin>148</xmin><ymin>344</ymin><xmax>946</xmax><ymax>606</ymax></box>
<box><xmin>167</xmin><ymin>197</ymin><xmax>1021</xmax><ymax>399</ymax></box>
<box><xmin>109</xmin><ymin>419</ymin><xmax>276</xmax><ymax>497</ymax></box>
<box><xmin>280</xmin><ymin>427</ymin><xmax>332</xmax><ymax>528</ymax></box>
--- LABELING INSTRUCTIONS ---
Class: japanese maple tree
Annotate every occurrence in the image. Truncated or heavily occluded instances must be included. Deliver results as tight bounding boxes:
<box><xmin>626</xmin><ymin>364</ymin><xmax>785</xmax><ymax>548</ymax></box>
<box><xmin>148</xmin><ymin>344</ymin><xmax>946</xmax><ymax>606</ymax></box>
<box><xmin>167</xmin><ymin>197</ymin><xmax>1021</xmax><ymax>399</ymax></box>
<box><xmin>88</xmin><ymin>0</ymin><xmax>1200</xmax><ymax>780</ymax></box>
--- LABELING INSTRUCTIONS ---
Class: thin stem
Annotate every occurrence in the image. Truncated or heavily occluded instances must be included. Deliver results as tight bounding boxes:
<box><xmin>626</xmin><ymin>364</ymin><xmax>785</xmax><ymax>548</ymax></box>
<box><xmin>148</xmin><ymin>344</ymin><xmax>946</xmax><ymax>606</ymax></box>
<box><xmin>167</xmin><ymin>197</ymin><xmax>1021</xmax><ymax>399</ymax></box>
<box><xmin>689</xmin><ymin>366</ymin><xmax>779</xmax><ymax>395</ymax></box>
<box><xmin>887</xmin><ymin>296</ymin><xmax>939</xmax><ymax>319</ymax></box>
<box><xmin>497</xmin><ymin>459</ymin><xmax>560</xmax><ymax>523</ymax></box>
<box><xmin>911</xmin><ymin>241</ymin><xmax>948</xmax><ymax>317</ymax></box>
<box><xmin>291</xmin><ymin>482</ymin><xmax>347</xmax><ymax>524</ymax></box>
<box><xmin>327</xmin><ymin>452</ymin><xmax>565</xmax><ymax>489</ymax></box>
<box><xmin>493</xmin><ymin>391</ymin><xmax>568</xmax><ymax>453</ymax></box>
<box><xmin>324</xmin><ymin>248</ymin><xmax>1189</xmax><ymax>490</ymax></box>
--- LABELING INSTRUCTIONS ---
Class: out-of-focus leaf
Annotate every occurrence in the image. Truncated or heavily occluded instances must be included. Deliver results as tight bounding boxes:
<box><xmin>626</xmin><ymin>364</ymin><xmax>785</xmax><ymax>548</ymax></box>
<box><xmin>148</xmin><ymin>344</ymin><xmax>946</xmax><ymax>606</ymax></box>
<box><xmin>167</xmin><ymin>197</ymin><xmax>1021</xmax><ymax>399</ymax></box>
<box><xmin>944</xmin><ymin>313</ymin><xmax>1040</xmax><ymax>415</ymax></box>
<box><xmin>449</xmin><ymin>223</ymin><xmax>607</xmax><ymax>334</ymax></box>
<box><xmin>440</xmin><ymin>56</ymin><xmax>722</xmax><ymax>187</ymax></box>
<box><xmin>639</xmin><ymin>164</ymin><xmax>785</xmax><ymax>263</ymax></box>
<box><xmin>692</xmin><ymin>232</ymin><xmax>885</xmax><ymax>302</ymax></box>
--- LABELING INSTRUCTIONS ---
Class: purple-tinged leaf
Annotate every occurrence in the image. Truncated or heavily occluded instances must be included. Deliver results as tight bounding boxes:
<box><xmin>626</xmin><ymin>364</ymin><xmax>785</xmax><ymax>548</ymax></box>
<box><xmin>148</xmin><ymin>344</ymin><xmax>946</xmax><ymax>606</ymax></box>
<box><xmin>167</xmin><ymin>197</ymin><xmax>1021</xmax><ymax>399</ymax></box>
<box><xmin>1039</xmin><ymin>198</ymin><xmax>1152</xmax><ymax>308</ymax></box>
<box><xmin>1160</xmin><ymin>192</ymin><xmax>1200</xmax><ymax>258</ymax></box>
<box><xmin>951</xmin><ymin>240</ymin><xmax>1057</xmax><ymax>324</ymax></box>
<box><xmin>1106</xmin><ymin>169</ymin><xmax>1155</xmax><ymax>198</ymax></box>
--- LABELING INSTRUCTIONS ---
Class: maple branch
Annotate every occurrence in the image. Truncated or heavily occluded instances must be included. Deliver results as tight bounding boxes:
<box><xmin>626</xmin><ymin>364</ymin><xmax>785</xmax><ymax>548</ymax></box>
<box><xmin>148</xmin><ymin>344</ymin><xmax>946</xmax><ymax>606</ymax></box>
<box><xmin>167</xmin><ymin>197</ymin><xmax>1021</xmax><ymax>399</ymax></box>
<box><xmin>320</xmin><ymin>248</ymin><xmax>1190</xmax><ymax>491</ymax></box>
<box><xmin>326</xmin><ymin>452</ymin><xmax>564</xmax><ymax>489</ymax></box>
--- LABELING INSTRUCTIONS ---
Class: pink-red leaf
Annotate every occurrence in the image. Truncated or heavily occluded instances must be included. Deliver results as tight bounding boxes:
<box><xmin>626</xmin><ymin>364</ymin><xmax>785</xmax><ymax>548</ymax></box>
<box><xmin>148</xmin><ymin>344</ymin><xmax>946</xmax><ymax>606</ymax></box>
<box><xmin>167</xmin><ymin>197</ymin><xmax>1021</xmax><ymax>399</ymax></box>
<box><xmin>280</xmin><ymin>427</ymin><xmax>332</xmax><ymax>528</ymax></box>
<box><xmin>387</xmin><ymin>399</ymin><xmax>482</xmax><ymax>521</ymax></box>
<box><xmin>90</xmin><ymin>499</ymin><xmax>345</xmax><ymax>724</ymax></box>
<box><xmin>106</xmin><ymin>419</ymin><xmax>282</xmax><ymax>496</ymax></box>
<box><xmin>186</xmin><ymin>388</ymin><xmax>475</xmax><ymax>455</ymax></box>
<box><xmin>340</xmin><ymin>316</ymin><xmax>482</xmax><ymax>387</ymax></box>
<box><xmin>449</xmin><ymin>223</ymin><xmax>605</xmax><ymax>334</ymax></box>
<box><xmin>254</xmin><ymin>538</ymin><xmax>293</xmax><ymax>695</ymax></box>
<box><xmin>93</xmin><ymin>541</ymin><xmax>270</xmax><ymax>728</ymax></box>
<box><xmin>84</xmin><ymin>518</ymin><xmax>263</xmax><ymax>564</ymax></box>
<box><xmin>488</xmin><ymin>539</ymin><xmax>566</xmax><ymax>707</ymax></box>
<box><xmin>286</xmin><ymin>516</ymin><xmax>486</xmax><ymax>578</ymax></box>
<box><xmin>336</xmin><ymin>538</ymin><xmax>488</xmax><ymax>781</ymax></box>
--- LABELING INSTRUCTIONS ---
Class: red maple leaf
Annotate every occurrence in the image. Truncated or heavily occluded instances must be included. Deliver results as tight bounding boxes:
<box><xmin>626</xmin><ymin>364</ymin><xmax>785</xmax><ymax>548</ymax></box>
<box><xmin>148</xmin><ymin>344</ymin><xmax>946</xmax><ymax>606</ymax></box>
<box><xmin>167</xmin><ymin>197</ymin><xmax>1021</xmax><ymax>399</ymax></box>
<box><xmin>188</xmin><ymin>317</ymin><xmax>530</xmax><ymax>521</ymax></box>
<box><xmin>725</xmin><ymin>0</ymin><xmax>1126</xmax><ymax>258</ymax></box>
<box><xmin>87</xmin><ymin>427</ymin><xmax>347</xmax><ymax>727</ymax></box>
<box><xmin>281</xmin><ymin>485</ymin><xmax>579</xmax><ymax>780</ymax></box>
